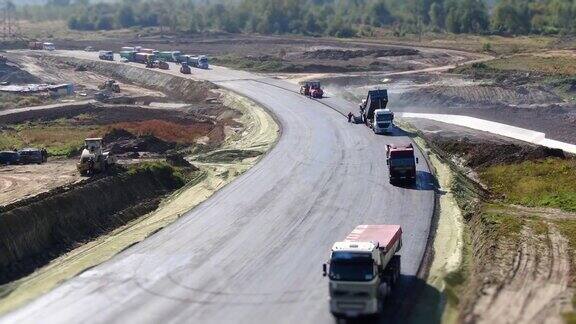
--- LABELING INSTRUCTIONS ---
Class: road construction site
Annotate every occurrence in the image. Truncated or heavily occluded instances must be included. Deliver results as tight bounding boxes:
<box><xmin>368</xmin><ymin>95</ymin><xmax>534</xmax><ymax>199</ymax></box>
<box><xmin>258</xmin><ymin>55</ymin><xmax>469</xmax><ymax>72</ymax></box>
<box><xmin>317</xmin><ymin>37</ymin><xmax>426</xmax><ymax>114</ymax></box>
<box><xmin>0</xmin><ymin>35</ymin><xmax>574</xmax><ymax>324</ymax></box>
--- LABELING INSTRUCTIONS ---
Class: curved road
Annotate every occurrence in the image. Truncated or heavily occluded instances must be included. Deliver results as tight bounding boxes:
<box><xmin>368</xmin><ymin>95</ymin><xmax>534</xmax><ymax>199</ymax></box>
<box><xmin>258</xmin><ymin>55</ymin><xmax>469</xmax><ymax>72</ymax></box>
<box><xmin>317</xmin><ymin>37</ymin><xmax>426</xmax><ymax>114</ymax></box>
<box><xmin>1</xmin><ymin>52</ymin><xmax>435</xmax><ymax>324</ymax></box>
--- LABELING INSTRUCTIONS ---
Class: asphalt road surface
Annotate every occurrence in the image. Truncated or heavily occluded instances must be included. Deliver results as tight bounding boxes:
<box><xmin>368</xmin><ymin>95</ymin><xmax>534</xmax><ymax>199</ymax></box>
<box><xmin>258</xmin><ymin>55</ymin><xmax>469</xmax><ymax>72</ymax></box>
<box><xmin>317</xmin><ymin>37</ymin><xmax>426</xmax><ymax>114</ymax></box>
<box><xmin>1</xmin><ymin>52</ymin><xmax>435</xmax><ymax>324</ymax></box>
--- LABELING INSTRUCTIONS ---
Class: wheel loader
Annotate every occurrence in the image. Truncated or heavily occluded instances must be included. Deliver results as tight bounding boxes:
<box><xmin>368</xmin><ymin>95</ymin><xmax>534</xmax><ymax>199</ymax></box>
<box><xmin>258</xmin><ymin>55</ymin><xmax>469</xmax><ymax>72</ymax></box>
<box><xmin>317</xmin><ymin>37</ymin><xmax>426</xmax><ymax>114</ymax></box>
<box><xmin>77</xmin><ymin>138</ymin><xmax>117</xmax><ymax>176</ymax></box>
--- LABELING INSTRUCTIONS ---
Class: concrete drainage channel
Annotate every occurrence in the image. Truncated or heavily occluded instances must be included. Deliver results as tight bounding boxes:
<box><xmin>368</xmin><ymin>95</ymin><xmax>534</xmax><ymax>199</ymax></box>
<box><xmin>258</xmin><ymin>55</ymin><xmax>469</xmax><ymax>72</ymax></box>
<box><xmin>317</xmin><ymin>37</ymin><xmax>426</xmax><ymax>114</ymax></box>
<box><xmin>0</xmin><ymin>57</ymin><xmax>279</xmax><ymax>314</ymax></box>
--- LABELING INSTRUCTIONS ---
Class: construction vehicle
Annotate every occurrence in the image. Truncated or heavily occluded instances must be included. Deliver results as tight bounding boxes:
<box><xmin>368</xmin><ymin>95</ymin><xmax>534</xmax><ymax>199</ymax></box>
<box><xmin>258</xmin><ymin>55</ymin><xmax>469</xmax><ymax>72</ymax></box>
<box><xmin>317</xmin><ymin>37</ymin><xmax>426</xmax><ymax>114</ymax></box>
<box><xmin>140</xmin><ymin>48</ymin><xmax>158</xmax><ymax>55</ymax></box>
<box><xmin>119</xmin><ymin>50</ymin><xmax>136</xmax><ymax>62</ymax></box>
<box><xmin>180</xmin><ymin>62</ymin><xmax>191</xmax><ymax>74</ymax></box>
<box><xmin>29</xmin><ymin>41</ymin><xmax>43</xmax><ymax>50</ymax></box>
<box><xmin>77</xmin><ymin>138</ymin><xmax>116</xmax><ymax>176</ymax></box>
<box><xmin>135</xmin><ymin>53</ymin><xmax>156</xmax><ymax>64</ymax></box>
<box><xmin>158</xmin><ymin>51</ymin><xmax>182</xmax><ymax>63</ymax></box>
<box><xmin>386</xmin><ymin>143</ymin><xmax>418</xmax><ymax>184</ymax></box>
<box><xmin>154</xmin><ymin>60</ymin><xmax>169</xmax><ymax>70</ymax></box>
<box><xmin>372</xmin><ymin>109</ymin><xmax>394</xmax><ymax>134</ymax></box>
<box><xmin>43</xmin><ymin>42</ymin><xmax>55</xmax><ymax>51</ymax></box>
<box><xmin>359</xmin><ymin>89</ymin><xmax>388</xmax><ymax>130</ymax></box>
<box><xmin>98</xmin><ymin>51</ymin><xmax>114</xmax><ymax>61</ymax></box>
<box><xmin>121</xmin><ymin>46</ymin><xmax>142</xmax><ymax>52</ymax></box>
<box><xmin>99</xmin><ymin>80</ymin><xmax>121</xmax><ymax>93</ymax></box>
<box><xmin>300</xmin><ymin>81</ymin><xmax>323</xmax><ymax>98</ymax></box>
<box><xmin>323</xmin><ymin>225</ymin><xmax>402</xmax><ymax>319</ymax></box>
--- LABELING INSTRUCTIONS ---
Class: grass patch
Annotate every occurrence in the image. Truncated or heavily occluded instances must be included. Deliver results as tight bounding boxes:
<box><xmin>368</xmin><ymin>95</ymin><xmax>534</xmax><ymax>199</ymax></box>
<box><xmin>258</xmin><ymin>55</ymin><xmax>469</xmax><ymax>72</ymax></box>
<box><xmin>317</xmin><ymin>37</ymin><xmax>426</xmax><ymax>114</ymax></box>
<box><xmin>107</xmin><ymin>120</ymin><xmax>209</xmax><ymax>145</ymax></box>
<box><xmin>482</xmin><ymin>209</ymin><xmax>524</xmax><ymax>239</ymax></box>
<box><xmin>481</xmin><ymin>158</ymin><xmax>576</xmax><ymax>212</ymax></box>
<box><xmin>0</xmin><ymin>124</ymin><xmax>102</xmax><ymax>157</ymax></box>
<box><xmin>486</xmin><ymin>55</ymin><xmax>576</xmax><ymax>76</ymax></box>
<box><xmin>212</xmin><ymin>55</ymin><xmax>287</xmax><ymax>72</ymax></box>
<box><xmin>0</xmin><ymin>93</ymin><xmax>53</xmax><ymax>111</ymax></box>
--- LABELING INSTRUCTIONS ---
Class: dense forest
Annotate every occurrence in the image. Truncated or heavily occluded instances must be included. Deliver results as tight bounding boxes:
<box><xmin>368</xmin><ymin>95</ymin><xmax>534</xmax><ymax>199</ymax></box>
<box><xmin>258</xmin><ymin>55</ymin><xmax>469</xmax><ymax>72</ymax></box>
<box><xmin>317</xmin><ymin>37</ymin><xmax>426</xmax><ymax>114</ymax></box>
<box><xmin>14</xmin><ymin>0</ymin><xmax>576</xmax><ymax>36</ymax></box>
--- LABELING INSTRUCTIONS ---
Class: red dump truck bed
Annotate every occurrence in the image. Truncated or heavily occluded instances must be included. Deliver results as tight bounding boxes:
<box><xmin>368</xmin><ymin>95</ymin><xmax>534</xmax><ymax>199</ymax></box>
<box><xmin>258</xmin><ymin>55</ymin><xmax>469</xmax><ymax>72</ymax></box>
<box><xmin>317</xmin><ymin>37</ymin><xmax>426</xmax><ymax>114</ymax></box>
<box><xmin>345</xmin><ymin>225</ymin><xmax>402</xmax><ymax>252</ymax></box>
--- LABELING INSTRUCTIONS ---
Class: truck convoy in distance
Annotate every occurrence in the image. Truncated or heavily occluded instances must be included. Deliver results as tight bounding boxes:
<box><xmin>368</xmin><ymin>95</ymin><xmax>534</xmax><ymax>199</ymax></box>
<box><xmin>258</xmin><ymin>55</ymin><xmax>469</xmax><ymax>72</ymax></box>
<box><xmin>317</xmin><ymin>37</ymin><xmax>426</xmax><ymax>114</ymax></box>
<box><xmin>98</xmin><ymin>51</ymin><xmax>114</xmax><ymax>61</ymax></box>
<box><xmin>386</xmin><ymin>144</ymin><xmax>419</xmax><ymax>184</ymax></box>
<box><xmin>323</xmin><ymin>225</ymin><xmax>402</xmax><ymax>319</ymax></box>
<box><xmin>359</xmin><ymin>89</ymin><xmax>394</xmax><ymax>134</ymax></box>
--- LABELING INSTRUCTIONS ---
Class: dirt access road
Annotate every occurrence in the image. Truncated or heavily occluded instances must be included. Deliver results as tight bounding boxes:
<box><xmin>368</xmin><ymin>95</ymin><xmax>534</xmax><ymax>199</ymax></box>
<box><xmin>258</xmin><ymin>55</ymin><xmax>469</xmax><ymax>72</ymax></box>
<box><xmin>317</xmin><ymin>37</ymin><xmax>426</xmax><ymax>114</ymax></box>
<box><xmin>1</xmin><ymin>51</ymin><xmax>435</xmax><ymax>324</ymax></box>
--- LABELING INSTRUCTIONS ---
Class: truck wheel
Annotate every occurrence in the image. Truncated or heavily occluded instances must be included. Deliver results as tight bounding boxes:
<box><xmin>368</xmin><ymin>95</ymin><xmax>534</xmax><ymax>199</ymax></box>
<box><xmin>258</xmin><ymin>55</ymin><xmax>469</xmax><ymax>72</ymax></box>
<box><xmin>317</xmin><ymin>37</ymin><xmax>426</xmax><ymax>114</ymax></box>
<box><xmin>390</xmin><ymin>255</ymin><xmax>401</xmax><ymax>286</ymax></box>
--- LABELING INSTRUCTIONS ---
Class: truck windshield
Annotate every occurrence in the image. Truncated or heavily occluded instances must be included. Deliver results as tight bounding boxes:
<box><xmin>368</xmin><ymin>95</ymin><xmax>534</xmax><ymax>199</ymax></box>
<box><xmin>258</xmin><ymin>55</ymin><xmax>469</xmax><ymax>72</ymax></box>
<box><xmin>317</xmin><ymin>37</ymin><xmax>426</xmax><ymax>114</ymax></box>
<box><xmin>376</xmin><ymin>114</ymin><xmax>393</xmax><ymax>121</ymax></box>
<box><xmin>390</xmin><ymin>158</ymin><xmax>414</xmax><ymax>167</ymax></box>
<box><xmin>329</xmin><ymin>252</ymin><xmax>375</xmax><ymax>282</ymax></box>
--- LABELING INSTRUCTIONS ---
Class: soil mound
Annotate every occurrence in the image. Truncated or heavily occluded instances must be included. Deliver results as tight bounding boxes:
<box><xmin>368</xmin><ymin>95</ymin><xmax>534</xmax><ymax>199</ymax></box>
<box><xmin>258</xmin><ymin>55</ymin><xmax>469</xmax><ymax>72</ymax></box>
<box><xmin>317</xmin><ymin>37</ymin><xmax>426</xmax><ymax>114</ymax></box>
<box><xmin>105</xmin><ymin>131</ymin><xmax>176</xmax><ymax>154</ymax></box>
<box><xmin>301</xmin><ymin>48</ymin><xmax>419</xmax><ymax>60</ymax></box>
<box><xmin>0</xmin><ymin>63</ymin><xmax>41</xmax><ymax>84</ymax></box>
<box><xmin>431</xmin><ymin>136</ymin><xmax>566</xmax><ymax>168</ymax></box>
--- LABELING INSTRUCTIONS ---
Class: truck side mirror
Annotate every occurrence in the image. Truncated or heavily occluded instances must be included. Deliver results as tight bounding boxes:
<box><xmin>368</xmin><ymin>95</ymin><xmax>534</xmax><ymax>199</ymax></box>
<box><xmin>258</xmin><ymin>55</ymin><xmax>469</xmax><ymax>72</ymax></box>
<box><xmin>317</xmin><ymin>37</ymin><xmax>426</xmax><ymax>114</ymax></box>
<box><xmin>386</xmin><ymin>160</ymin><xmax>390</xmax><ymax>165</ymax></box>
<box><xmin>322</xmin><ymin>263</ymin><xmax>327</xmax><ymax>277</ymax></box>
<box><xmin>416</xmin><ymin>157</ymin><xmax>419</xmax><ymax>164</ymax></box>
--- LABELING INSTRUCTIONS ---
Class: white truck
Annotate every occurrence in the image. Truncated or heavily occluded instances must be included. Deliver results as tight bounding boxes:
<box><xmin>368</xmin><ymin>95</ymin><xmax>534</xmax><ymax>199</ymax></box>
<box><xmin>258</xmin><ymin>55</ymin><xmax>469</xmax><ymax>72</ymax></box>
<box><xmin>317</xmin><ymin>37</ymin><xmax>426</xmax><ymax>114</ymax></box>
<box><xmin>323</xmin><ymin>225</ymin><xmax>402</xmax><ymax>319</ymax></box>
<box><xmin>373</xmin><ymin>109</ymin><xmax>394</xmax><ymax>134</ymax></box>
<box><xmin>43</xmin><ymin>42</ymin><xmax>55</xmax><ymax>51</ymax></box>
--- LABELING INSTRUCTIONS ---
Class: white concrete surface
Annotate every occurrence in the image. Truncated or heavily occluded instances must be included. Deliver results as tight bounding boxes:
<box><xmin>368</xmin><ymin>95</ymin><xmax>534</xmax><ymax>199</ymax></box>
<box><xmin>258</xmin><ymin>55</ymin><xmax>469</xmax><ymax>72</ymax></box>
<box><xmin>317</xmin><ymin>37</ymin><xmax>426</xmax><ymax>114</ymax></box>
<box><xmin>400</xmin><ymin>112</ymin><xmax>576</xmax><ymax>154</ymax></box>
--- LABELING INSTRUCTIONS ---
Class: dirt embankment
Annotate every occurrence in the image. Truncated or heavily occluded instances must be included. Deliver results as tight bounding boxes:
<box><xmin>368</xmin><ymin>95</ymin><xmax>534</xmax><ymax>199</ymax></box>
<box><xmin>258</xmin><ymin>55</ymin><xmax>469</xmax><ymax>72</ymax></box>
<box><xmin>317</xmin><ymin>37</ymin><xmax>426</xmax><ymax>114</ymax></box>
<box><xmin>0</xmin><ymin>164</ymin><xmax>185</xmax><ymax>284</ymax></box>
<box><xmin>417</xmin><ymin>125</ymin><xmax>575</xmax><ymax>324</ymax></box>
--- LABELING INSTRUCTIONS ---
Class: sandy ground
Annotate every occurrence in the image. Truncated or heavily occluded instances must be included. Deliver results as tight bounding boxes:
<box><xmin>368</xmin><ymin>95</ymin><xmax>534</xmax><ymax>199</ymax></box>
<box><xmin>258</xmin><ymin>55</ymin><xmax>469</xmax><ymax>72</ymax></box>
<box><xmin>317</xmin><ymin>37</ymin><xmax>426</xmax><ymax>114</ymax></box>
<box><xmin>0</xmin><ymin>160</ymin><xmax>82</xmax><ymax>207</ymax></box>
<box><xmin>471</xmin><ymin>218</ymin><xmax>573</xmax><ymax>324</ymax></box>
<box><xmin>0</xmin><ymin>89</ymin><xmax>278</xmax><ymax>315</ymax></box>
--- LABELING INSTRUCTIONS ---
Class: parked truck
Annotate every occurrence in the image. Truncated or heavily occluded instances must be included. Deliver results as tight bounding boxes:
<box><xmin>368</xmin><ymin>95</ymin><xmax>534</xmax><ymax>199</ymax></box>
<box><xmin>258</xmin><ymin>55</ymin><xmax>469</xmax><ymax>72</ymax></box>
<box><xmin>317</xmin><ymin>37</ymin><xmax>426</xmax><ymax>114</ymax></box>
<box><xmin>359</xmin><ymin>89</ymin><xmax>390</xmax><ymax>133</ymax></box>
<box><xmin>386</xmin><ymin>143</ymin><xmax>418</xmax><ymax>184</ymax></box>
<box><xmin>43</xmin><ymin>42</ymin><xmax>55</xmax><ymax>51</ymax></box>
<box><xmin>134</xmin><ymin>53</ymin><xmax>155</xmax><ymax>64</ymax></box>
<box><xmin>121</xmin><ymin>46</ymin><xmax>142</xmax><ymax>52</ymax></box>
<box><xmin>120</xmin><ymin>50</ymin><xmax>136</xmax><ymax>62</ymax></box>
<box><xmin>98</xmin><ymin>51</ymin><xmax>114</xmax><ymax>61</ymax></box>
<box><xmin>189</xmin><ymin>55</ymin><xmax>209</xmax><ymax>69</ymax></box>
<box><xmin>323</xmin><ymin>225</ymin><xmax>402</xmax><ymax>319</ymax></box>
<box><xmin>158</xmin><ymin>51</ymin><xmax>182</xmax><ymax>62</ymax></box>
<box><xmin>29</xmin><ymin>41</ymin><xmax>43</xmax><ymax>50</ymax></box>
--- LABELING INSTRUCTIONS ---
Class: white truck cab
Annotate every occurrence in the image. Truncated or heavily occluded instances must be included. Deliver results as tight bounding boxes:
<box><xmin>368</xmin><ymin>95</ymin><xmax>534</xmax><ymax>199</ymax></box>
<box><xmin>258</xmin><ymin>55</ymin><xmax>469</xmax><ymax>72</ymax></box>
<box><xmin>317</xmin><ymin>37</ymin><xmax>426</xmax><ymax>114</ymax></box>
<box><xmin>324</xmin><ymin>225</ymin><xmax>402</xmax><ymax>319</ymax></box>
<box><xmin>43</xmin><ymin>42</ymin><xmax>55</xmax><ymax>51</ymax></box>
<box><xmin>373</xmin><ymin>109</ymin><xmax>394</xmax><ymax>134</ymax></box>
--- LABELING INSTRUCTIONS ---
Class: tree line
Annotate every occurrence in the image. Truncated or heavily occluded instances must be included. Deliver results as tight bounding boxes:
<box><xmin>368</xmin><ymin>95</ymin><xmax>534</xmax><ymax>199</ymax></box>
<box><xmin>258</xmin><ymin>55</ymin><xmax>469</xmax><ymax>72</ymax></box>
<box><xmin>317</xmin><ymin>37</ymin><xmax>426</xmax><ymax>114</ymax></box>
<box><xmin>14</xmin><ymin>0</ymin><xmax>576</xmax><ymax>36</ymax></box>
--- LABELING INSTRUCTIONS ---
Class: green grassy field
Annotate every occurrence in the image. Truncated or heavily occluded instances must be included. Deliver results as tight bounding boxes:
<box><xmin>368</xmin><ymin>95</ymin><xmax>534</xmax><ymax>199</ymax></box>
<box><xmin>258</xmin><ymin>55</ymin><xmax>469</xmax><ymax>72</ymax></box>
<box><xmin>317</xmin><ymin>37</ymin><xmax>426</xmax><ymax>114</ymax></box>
<box><xmin>481</xmin><ymin>158</ymin><xmax>576</xmax><ymax>212</ymax></box>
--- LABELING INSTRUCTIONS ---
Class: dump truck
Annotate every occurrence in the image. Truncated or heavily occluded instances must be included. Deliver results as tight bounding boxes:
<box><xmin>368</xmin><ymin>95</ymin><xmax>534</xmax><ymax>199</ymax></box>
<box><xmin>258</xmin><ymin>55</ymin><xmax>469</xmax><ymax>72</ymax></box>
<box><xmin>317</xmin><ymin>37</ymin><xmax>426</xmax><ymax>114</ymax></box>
<box><xmin>180</xmin><ymin>62</ymin><xmax>191</xmax><ymax>74</ymax></box>
<box><xmin>43</xmin><ymin>42</ymin><xmax>55</xmax><ymax>51</ymax></box>
<box><xmin>121</xmin><ymin>46</ymin><xmax>142</xmax><ymax>52</ymax></box>
<box><xmin>134</xmin><ymin>53</ymin><xmax>155</xmax><ymax>64</ymax></box>
<box><xmin>372</xmin><ymin>109</ymin><xmax>394</xmax><ymax>134</ymax></box>
<box><xmin>120</xmin><ymin>50</ymin><xmax>136</xmax><ymax>62</ymax></box>
<box><xmin>77</xmin><ymin>138</ymin><xmax>116</xmax><ymax>176</ymax></box>
<box><xmin>189</xmin><ymin>55</ymin><xmax>209</xmax><ymax>69</ymax></box>
<box><xmin>29</xmin><ymin>41</ymin><xmax>44</xmax><ymax>50</ymax></box>
<box><xmin>323</xmin><ymin>225</ymin><xmax>402</xmax><ymax>318</ymax></box>
<box><xmin>140</xmin><ymin>48</ymin><xmax>158</xmax><ymax>55</ymax></box>
<box><xmin>386</xmin><ymin>143</ymin><xmax>418</xmax><ymax>184</ymax></box>
<box><xmin>158</xmin><ymin>51</ymin><xmax>182</xmax><ymax>62</ymax></box>
<box><xmin>359</xmin><ymin>89</ymin><xmax>388</xmax><ymax>130</ymax></box>
<box><xmin>98</xmin><ymin>51</ymin><xmax>114</xmax><ymax>61</ymax></box>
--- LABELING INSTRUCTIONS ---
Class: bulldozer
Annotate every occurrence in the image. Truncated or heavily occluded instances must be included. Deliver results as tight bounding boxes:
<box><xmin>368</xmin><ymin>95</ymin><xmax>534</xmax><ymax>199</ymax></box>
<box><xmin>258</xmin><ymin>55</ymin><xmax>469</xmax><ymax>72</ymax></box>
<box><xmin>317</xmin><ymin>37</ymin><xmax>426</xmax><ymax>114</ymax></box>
<box><xmin>99</xmin><ymin>80</ymin><xmax>121</xmax><ymax>93</ymax></box>
<box><xmin>77</xmin><ymin>138</ymin><xmax>117</xmax><ymax>176</ymax></box>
